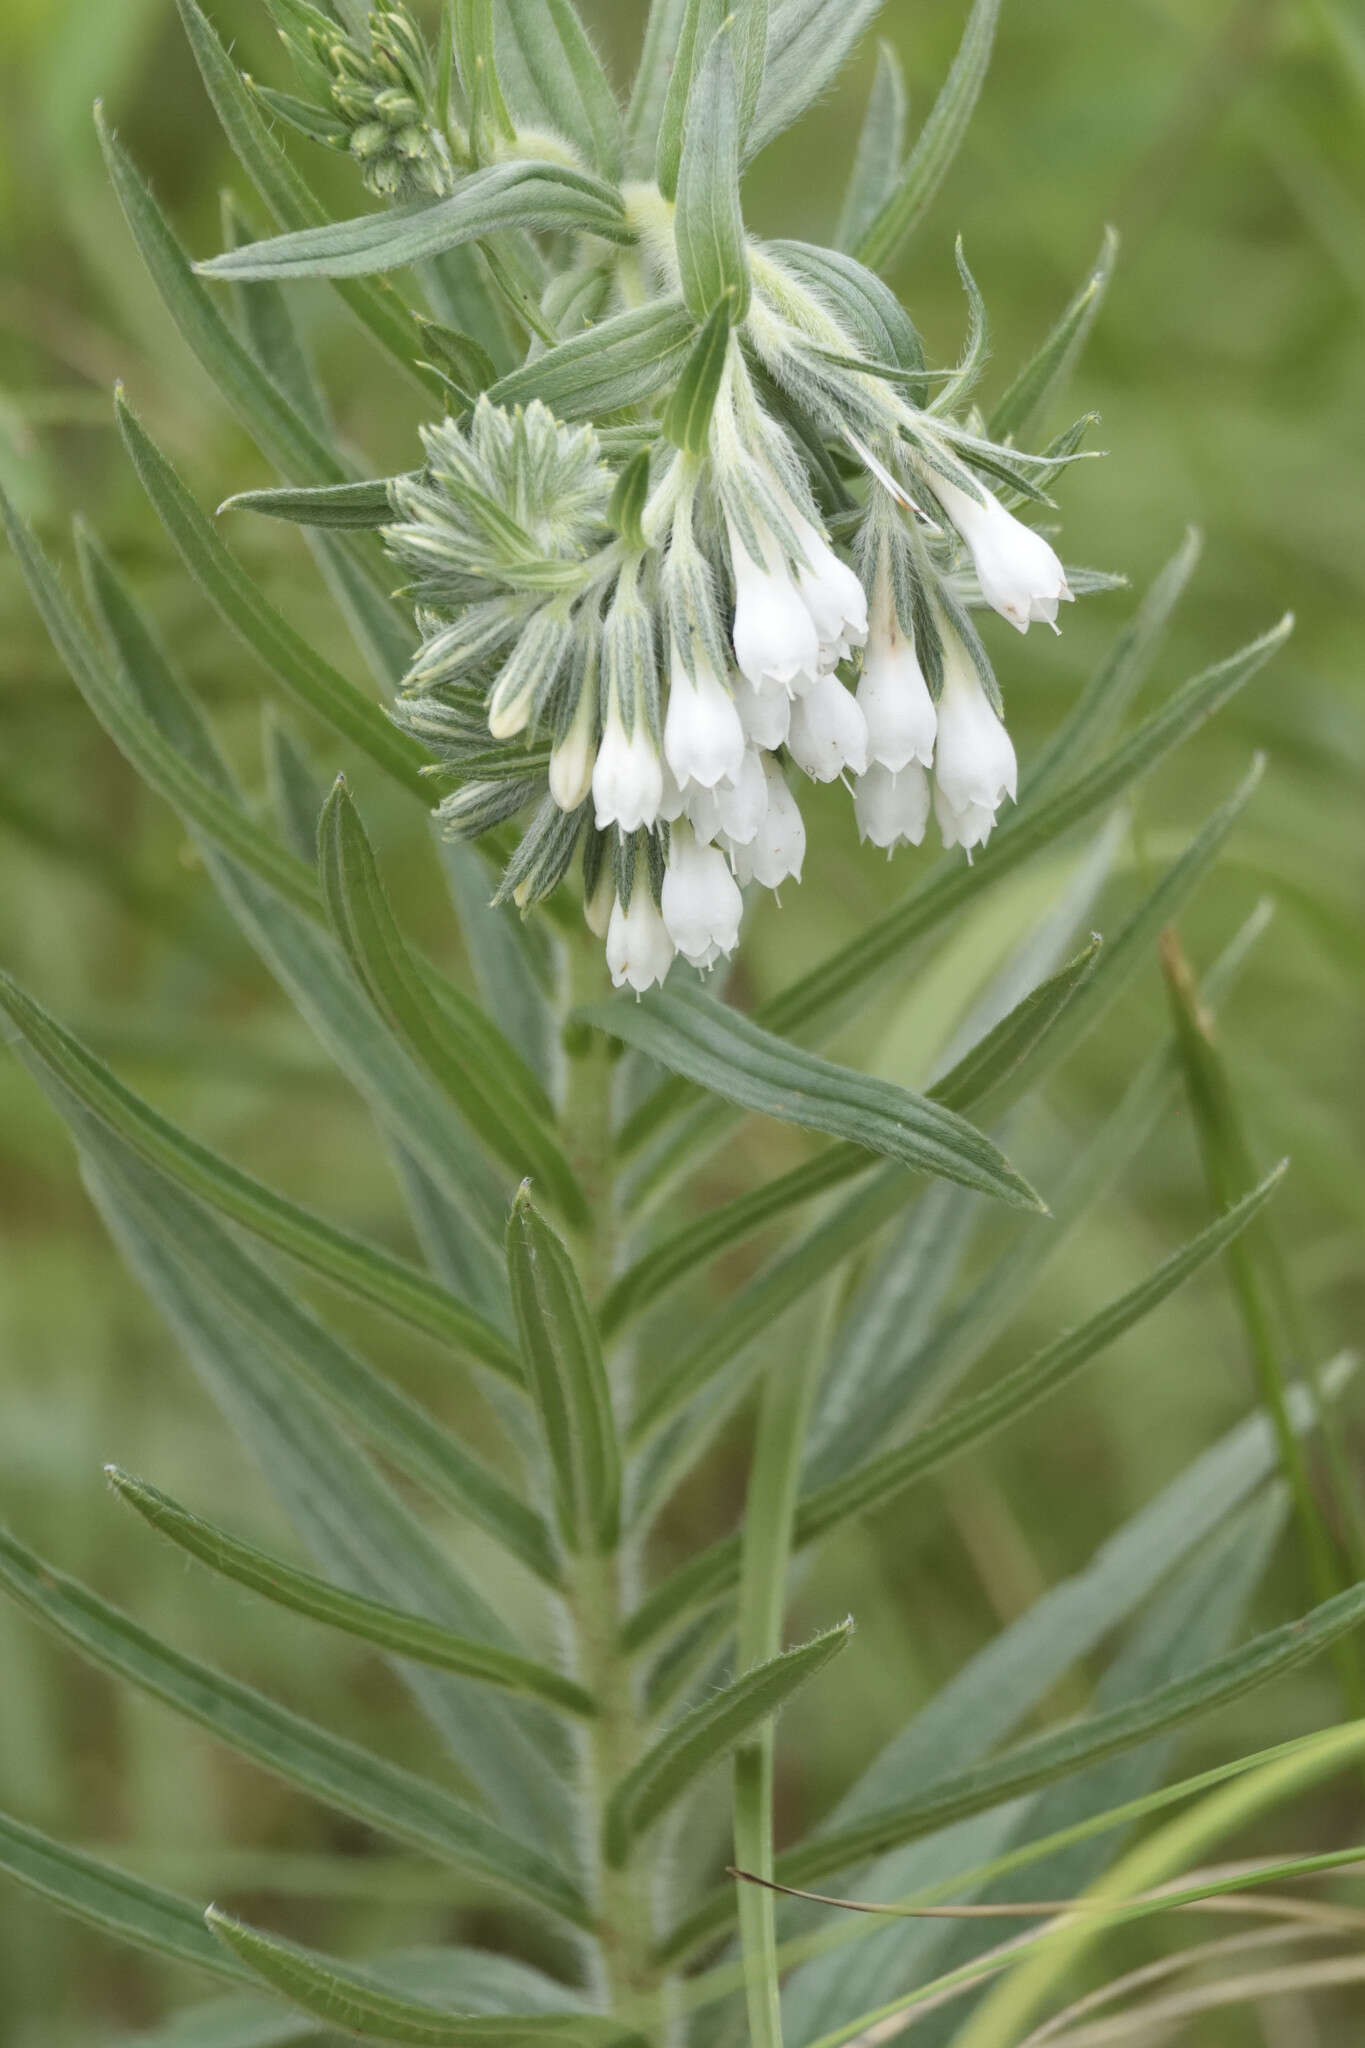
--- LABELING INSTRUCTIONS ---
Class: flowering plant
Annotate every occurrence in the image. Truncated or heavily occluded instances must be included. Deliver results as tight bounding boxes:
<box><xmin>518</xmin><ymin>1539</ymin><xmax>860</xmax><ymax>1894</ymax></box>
<box><xmin>2</xmin><ymin>3</ymin><xmax>1361</xmax><ymax>2047</ymax></box>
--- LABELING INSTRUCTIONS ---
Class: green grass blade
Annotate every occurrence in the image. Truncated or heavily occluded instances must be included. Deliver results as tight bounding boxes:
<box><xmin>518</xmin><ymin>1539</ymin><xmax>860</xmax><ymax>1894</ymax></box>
<box><xmin>106</xmin><ymin>1468</ymin><xmax>597</xmax><ymax>1716</ymax></box>
<box><xmin>506</xmin><ymin>1186</ymin><xmax>622</xmax><ymax>1555</ymax></box>
<box><xmin>604</xmin><ymin>1622</ymin><xmax>852</xmax><ymax>1864</ymax></box>
<box><xmin>0</xmin><ymin>1530</ymin><xmax>590</xmax><ymax>1927</ymax></box>
<box><xmin>856</xmin><ymin>0</ymin><xmax>1001</xmax><ymax>271</ymax></box>
<box><xmin>989</xmin><ymin>227</ymin><xmax>1119</xmax><ymax>444</ymax></box>
<box><xmin>0</xmin><ymin>1812</ymin><xmax>245</xmax><ymax>1984</ymax></box>
<box><xmin>319</xmin><ymin>779</ymin><xmax>586</xmax><ymax>1222</ymax></box>
<box><xmin>206</xmin><ymin>1911</ymin><xmax>634</xmax><ymax>2047</ymax></box>
<box><xmin>582</xmin><ymin>986</ymin><xmax>1043</xmax><ymax>1212</ymax></box>
<box><xmin>0</xmin><ymin>969</ymin><xmax>518</xmax><ymax>1378</ymax></box>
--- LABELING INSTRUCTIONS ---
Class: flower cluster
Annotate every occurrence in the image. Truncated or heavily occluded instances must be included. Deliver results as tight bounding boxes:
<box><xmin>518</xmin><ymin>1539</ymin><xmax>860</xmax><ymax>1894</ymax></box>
<box><xmin>262</xmin><ymin>0</ymin><xmax>452</xmax><ymax>201</ymax></box>
<box><xmin>385</xmin><ymin>244</ymin><xmax>1088</xmax><ymax>994</ymax></box>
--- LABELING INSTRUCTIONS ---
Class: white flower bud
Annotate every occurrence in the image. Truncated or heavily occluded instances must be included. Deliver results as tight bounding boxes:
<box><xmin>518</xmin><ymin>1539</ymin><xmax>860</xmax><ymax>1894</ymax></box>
<box><xmin>735</xmin><ymin>673</ymin><xmax>792</xmax><ymax>750</ymax></box>
<box><xmin>549</xmin><ymin>689</ymin><xmax>597</xmax><ymax>811</ymax></box>
<box><xmin>664</xmin><ymin>649</ymin><xmax>746</xmax><ymax>793</ymax></box>
<box><xmin>787</xmin><ymin>669</ymin><xmax>870</xmax><ymax>783</ymax></box>
<box><xmin>657</xmin><ymin>758</ymin><xmax>687</xmax><ymax>823</ymax></box>
<box><xmin>731</xmin><ymin>755</ymin><xmax>806</xmax><ymax>890</ymax></box>
<box><xmin>606</xmin><ymin>887</ymin><xmax>675</xmax><ymax>993</ymax></box>
<box><xmin>934</xmin><ymin>473</ymin><xmax>1072</xmax><ymax>634</ymax></box>
<box><xmin>687</xmin><ymin>746</ymin><xmax>769</xmax><ymax>847</ymax></box>
<box><xmin>853</xmin><ymin>761</ymin><xmax>931</xmax><ymax>851</ymax></box>
<box><xmin>583</xmin><ymin>862</ymin><xmax>614</xmax><ymax>939</ymax></box>
<box><xmin>592</xmin><ymin>699</ymin><xmax>663</xmax><ymax>833</ymax></box>
<box><xmin>789</xmin><ymin>512</ymin><xmax>869</xmax><ymax>664</ymax></box>
<box><xmin>728</xmin><ymin>519</ymin><xmax>821</xmax><ymax>695</ymax></box>
<box><xmin>932</xmin><ymin>631</ymin><xmax>1017</xmax><ymax>853</ymax></box>
<box><xmin>856</xmin><ymin>600</ymin><xmax>936</xmax><ymax>774</ymax></box>
<box><xmin>662</xmin><ymin>823</ymin><xmax>744</xmax><ymax>968</ymax></box>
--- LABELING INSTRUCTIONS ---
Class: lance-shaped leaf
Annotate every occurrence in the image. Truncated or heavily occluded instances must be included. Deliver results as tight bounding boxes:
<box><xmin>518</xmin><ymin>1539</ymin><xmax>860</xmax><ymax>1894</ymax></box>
<box><xmin>198</xmin><ymin>163</ymin><xmax>631</xmax><ymax>284</ymax></box>
<box><xmin>674</xmin><ymin>23</ymin><xmax>751</xmax><ymax>321</ymax></box>
<box><xmin>766</xmin><ymin>241</ymin><xmax>926</xmax><ymax>377</ymax></box>
<box><xmin>603</xmin><ymin>1622</ymin><xmax>852</xmax><ymax>1864</ymax></box>
<box><xmin>107</xmin><ymin>1469</ymin><xmax>597</xmax><ymax>1716</ymax></box>
<box><xmin>0</xmin><ymin>970</ymin><xmax>518</xmax><ymax>1378</ymax></box>
<box><xmin>621</xmin><ymin>1164</ymin><xmax>1286</xmax><ymax>1650</ymax></box>
<box><xmin>662</xmin><ymin>295</ymin><xmax>734</xmax><ymax>455</ymax></box>
<box><xmin>0</xmin><ymin>1529</ymin><xmax>589</xmax><ymax>1927</ymax></box>
<box><xmin>219</xmin><ymin>476</ymin><xmax>401</xmax><ymax>528</ymax></box>
<box><xmin>452</xmin><ymin>0</ymin><xmax>515</xmax><ymax>142</ymax></box>
<box><xmin>494</xmin><ymin>3</ymin><xmax>624</xmax><ymax>180</ymax></box>
<box><xmin>838</xmin><ymin>42</ymin><xmax>909</xmax><ymax>253</ymax></box>
<box><xmin>113</xmin><ymin>401</ymin><xmax>428</xmax><ymax>797</ymax></box>
<box><xmin>579</xmin><ymin>984</ymin><xmax>1042</xmax><ymax>1211</ymax></box>
<box><xmin>856</xmin><ymin>0</ymin><xmax>1002</xmax><ymax>272</ymax></box>
<box><xmin>207</xmin><ymin>1911</ymin><xmax>638</xmax><ymax>2047</ymax></box>
<box><xmin>748</xmin><ymin>0</ymin><xmax>887</xmax><ymax>161</ymax></box>
<box><xmin>657</xmin><ymin>1564</ymin><xmax>1365</xmax><ymax>1961</ymax></box>
<box><xmin>507</xmin><ymin>1186</ymin><xmax>622</xmax><ymax>1554</ymax></box>
<box><xmin>318</xmin><ymin>780</ymin><xmax>586</xmax><ymax>1225</ymax></box>
<box><xmin>0</xmin><ymin>1811</ymin><xmax>246</xmax><ymax>1984</ymax></box>
<box><xmin>655</xmin><ymin>0</ymin><xmax>726</xmax><ymax>198</ymax></box>
<box><xmin>0</xmin><ymin>489</ymin><xmax>320</xmax><ymax>918</ymax></box>
<box><xmin>488</xmin><ymin>295</ymin><xmax>696</xmax><ymax>418</ymax></box>
<box><xmin>990</xmin><ymin>226</ymin><xmax>1119</xmax><ymax>445</ymax></box>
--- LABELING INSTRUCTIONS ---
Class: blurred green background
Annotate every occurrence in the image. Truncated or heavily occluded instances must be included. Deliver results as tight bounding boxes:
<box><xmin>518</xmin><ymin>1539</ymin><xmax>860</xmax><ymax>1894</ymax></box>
<box><xmin>1</xmin><ymin>0</ymin><xmax>1363</xmax><ymax>2040</ymax></box>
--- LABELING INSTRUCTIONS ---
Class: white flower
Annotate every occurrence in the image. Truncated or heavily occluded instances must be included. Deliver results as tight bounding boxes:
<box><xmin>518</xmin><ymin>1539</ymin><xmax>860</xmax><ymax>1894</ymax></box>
<box><xmin>728</xmin><ymin>519</ymin><xmax>821</xmax><ymax>694</ymax></box>
<box><xmin>592</xmin><ymin>699</ymin><xmax>663</xmax><ymax>832</ymax></box>
<box><xmin>606</xmin><ymin>887</ymin><xmax>675</xmax><ymax>993</ymax></box>
<box><xmin>932</xmin><ymin>630</ymin><xmax>1017</xmax><ymax>852</ymax></box>
<box><xmin>934</xmin><ymin>473</ymin><xmax>1072</xmax><ymax>634</ymax></box>
<box><xmin>735</xmin><ymin>673</ymin><xmax>792</xmax><ymax>750</ymax></box>
<box><xmin>789</xmin><ymin>511</ymin><xmax>868</xmax><ymax>664</ymax></box>
<box><xmin>853</xmin><ymin>762</ymin><xmax>931</xmax><ymax>851</ymax></box>
<box><xmin>856</xmin><ymin>597</ymin><xmax>936</xmax><ymax>774</ymax></box>
<box><xmin>549</xmin><ymin>690</ymin><xmax>597</xmax><ymax>811</ymax></box>
<box><xmin>687</xmin><ymin>746</ymin><xmax>769</xmax><ymax>847</ymax></box>
<box><xmin>731</xmin><ymin>755</ymin><xmax>806</xmax><ymax>890</ymax></box>
<box><xmin>787</xmin><ymin>669</ymin><xmax>869</xmax><ymax>783</ymax></box>
<box><xmin>662</xmin><ymin>823</ymin><xmax>743</xmax><ymax>968</ymax></box>
<box><xmin>664</xmin><ymin>648</ymin><xmax>746</xmax><ymax>792</ymax></box>
<box><xmin>656</xmin><ymin>758</ymin><xmax>687</xmax><ymax>823</ymax></box>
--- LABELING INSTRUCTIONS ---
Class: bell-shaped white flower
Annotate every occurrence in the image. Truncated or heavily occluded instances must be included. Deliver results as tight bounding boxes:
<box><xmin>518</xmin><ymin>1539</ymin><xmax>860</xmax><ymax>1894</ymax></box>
<box><xmin>731</xmin><ymin>755</ymin><xmax>806</xmax><ymax>890</ymax></box>
<box><xmin>853</xmin><ymin>761</ymin><xmax>931</xmax><ymax>851</ymax></box>
<box><xmin>934</xmin><ymin>473</ymin><xmax>1072</xmax><ymax>634</ymax></box>
<box><xmin>664</xmin><ymin>649</ymin><xmax>746</xmax><ymax>793</ymax></box>
<box><xmin>932</xmin><ymin>631</ymin><xmax>1017</xmax><ymax>853</ymax></box>
<box><xmin>856</xmin><ymin>599</ymin><xmax>936</xmax><ymax>774</ymax></box>
<box><xmin>606</xmin><ymin>887</ymin><xmax>675</xmax><ymax>993</ymax></box>
<box><xmin>687</xmin><ymin>746</ymin><xmax>769</xmax><ymax>847</ymax></box>
<box><xmin>728</xmin><ymin>519</ymin><xmax>821</xmax><ymax>695</ymax></box>
<box><xmin>662</xmin><ymin>822</ymin><xmax>744</xmax><ymax>968</ymax></box>
<box><xmin>736</xmin><ymin>672</ymin><xmax>792</xmax><ymax>751</ymax></box>
<box><xmin>656</xmin><ymin>758</ymin><xmax>687</xmax><ymax>823</ymax></box>
<box><xmin>549</xmin><ymin>687</ymin><xmax>597</xmax><ymax>812</ymax></box>
<box><xmin>787</xmin><ymin>669</ymin><xmax>870</xmax><ymax>783</ymax></box>
<box><xmin>592</xmin><ymin>697</ymin><xmax>663</xmax><ymax>833</ymax></box>
<box><xmin>789</xmin><ymin>511</ymin><xmax>869</xmax><ymax>664</ymax></box>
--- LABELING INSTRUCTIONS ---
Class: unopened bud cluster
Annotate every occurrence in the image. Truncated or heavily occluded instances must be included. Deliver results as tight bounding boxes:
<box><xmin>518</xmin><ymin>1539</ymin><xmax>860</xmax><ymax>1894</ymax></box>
<box><xmin>267</xmin><ymin>1</ymin><xmax>452</xmax><ymax>200</ymax></box>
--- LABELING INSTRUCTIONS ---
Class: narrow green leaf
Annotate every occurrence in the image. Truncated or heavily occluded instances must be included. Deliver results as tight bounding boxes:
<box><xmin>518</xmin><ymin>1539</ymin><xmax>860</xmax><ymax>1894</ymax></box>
<box><xmin>655</xmin><ymin>0</ymin><xmax>726</xmax><ymax>200</ymax></box>
<box><xmin>113</xmin><ymin>399</ymin><xmax>429</xmax><ymax>798</ymax></box>
<box><xmin>765</xmin><ymin>241</ymin><xmax>925</xmax><ymax>376</ymax></box>
<box><xmin>674</xmin><ymin>23</ymin><xmax>751</xmax><ymax>321</ymax></box>
<box><xmin>453</xmin><ymin>0</ymin><xmax>516</xmax><ymax>144</ymax></box>
<box><xmin>494</xmin><ymin>3</ymin><xmax>624</xmax><ymax>179</ymax></box>
<box><xmin>0</xmin><ymin>1812</ymin><xmax>245</xmax><ymax>1984</ymax></box>
<box><xmin>748</xmin><ymin>0</ymin><xmax>886</xmax><ymax>161</ymax></box>
<box><xmin>607</xmin><ymin>448</ymin><xmax>652</xmax><ymax>547</ymax></box>
<box><xmin>736</xmin><ymin>0</ymin><xmax>771</xmax><ymax>139</ymax></box>
<box><xmin>207</xmin><ymin>1912</ymin><xmax>634</xmax><ymax>2048</ymax></box>
<box><xmin>107</xmin><ymin>1470</ymin><xmax>597</xmax><ymax>1715</ymax></box>
<box><xmin>487</xmin><ymin>295</ymin><xmax>695</xmax><ymax>417</ymax></box>
<box><xmin>837</xmin><ymin>41</ymin><xmax>908</xmax><ymax>253</ymax></box>
<box><xmin>604</xmin><ymin>1622</ymin><xmax>852</xmax><ymax>1863</ymax></box>
<box><xmin>506</xmin><ymin>1185</ymin><xmax>622</xmax><ymax>1553</ymax></box>
<box><xmin>989</xmin><ymin>227</ymin><xmax>1119</xmax><ymax>444</ymax></box>
<box><xmin>0</xmin><ymin>969</ymin><xmax>518</xmax><ymax>1378</ymax></box>
<box><xmin>662</xmin><ymin>295</ymin><xmax>734</xmax><ymax>455</ymax></box>
<box><xmin>581</xmin><ymin>984</ymin><xmax>1043</xmax><ymax>1211</ymax></box>
<box><xmin>173</xmin><ymin>0</ymin><xmax>434</xmax><ymax>382</ymax></box>
<box><xmin>923</xmin><ymin>935</ymin><xmax>1101</xmax><ymax>1119</ymax></box>
<box><xmin>857</xmin><ymin>0</ymin><xmax>1002</xmax><ymax>272</ymax></box>
<box><xmin>219</xmin><ymin>476</ymin><xmax>403</xmax><ymax>528</ymax></box>
<box><xmin>198</xmin><ymin>164</ymin><xmax>630</xmax><ymax>284</ymax></box>
<box><xmin>0</xmin><ymin>488</ymin><xmax>321</xmax><ymax>917</ymax></box>
<box><xmin>0</xmin><ymin>1529</ymin><xmax>589</xmax><ymax>1927</ymax></box>
<box><xmin>318</xmin><ymin>780</ymin><xmax>586</xmax><ymax>1223</ymax></box>
<box><xmin>221</xmin><ymin>187</ymin><xmax>331</xmax><ymax>438</ymax></box>
<box><xmin>438</xmin><ymin>838</ymin><xmax>556</xmax><ymax>1087</ymax></box>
